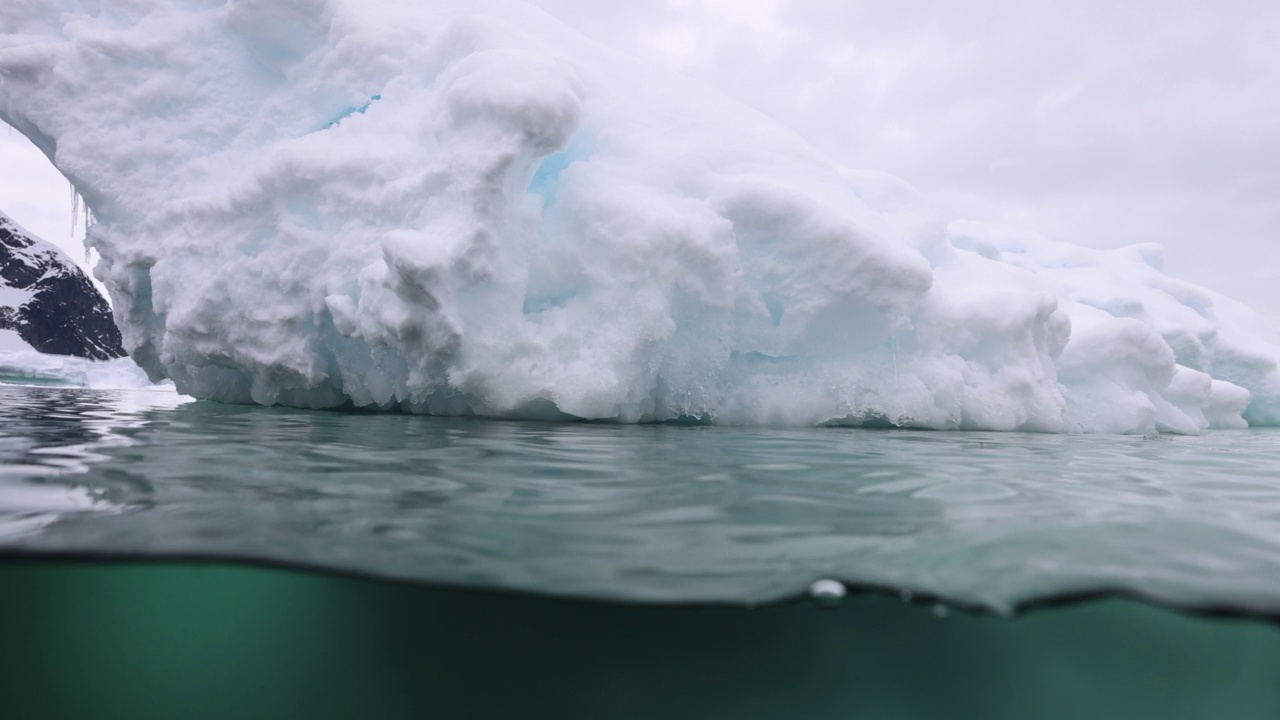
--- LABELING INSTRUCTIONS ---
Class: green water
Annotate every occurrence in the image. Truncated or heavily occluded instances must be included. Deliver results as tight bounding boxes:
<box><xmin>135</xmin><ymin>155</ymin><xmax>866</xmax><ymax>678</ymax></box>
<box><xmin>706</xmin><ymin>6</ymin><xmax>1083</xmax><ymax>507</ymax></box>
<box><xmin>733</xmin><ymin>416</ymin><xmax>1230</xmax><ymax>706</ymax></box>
<box><xmin>2</xmin><ymin>560</ymin><xmax>1279</xmax><ymax>720</ymax></box>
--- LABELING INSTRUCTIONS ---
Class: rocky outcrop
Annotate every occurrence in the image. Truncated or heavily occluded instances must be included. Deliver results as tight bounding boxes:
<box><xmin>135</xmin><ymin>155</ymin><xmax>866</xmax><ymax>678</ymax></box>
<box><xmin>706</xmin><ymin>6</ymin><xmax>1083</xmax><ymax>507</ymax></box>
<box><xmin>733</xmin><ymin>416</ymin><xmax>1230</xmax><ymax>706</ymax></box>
<box><xmin>0</xmin><ymin>210</ymin><xmax>125</xmax><ymax>360</ymax></box>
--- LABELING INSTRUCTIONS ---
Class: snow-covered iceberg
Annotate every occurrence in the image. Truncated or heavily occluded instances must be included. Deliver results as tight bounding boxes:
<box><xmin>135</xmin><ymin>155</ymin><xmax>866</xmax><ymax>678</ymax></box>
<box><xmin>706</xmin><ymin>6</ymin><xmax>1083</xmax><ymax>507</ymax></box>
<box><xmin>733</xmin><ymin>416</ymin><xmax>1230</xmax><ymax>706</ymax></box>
<box><xmin>1</xmin><ymin>0</ymin><xmax>1277</xmax><ymax>431</ymax></box>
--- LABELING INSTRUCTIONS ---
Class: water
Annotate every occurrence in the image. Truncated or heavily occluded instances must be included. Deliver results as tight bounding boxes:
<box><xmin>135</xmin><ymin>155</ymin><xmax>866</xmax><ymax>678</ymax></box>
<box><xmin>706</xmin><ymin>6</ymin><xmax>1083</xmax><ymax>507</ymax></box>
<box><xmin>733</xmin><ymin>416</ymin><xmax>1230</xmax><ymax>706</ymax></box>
<box><xmin>4</xmin><ymin>384</ymin><xmax>1280</xmax><ymax>612</ymax></box>
<box><xmin>4</xmin><ymin>560</ymin><xmax>1280</xmax><ymax>720</ymax></box>
<box><xmin>6</xmin><ymin>384</ymin><xmax>1280</xmax><ymax>716</ymax></box>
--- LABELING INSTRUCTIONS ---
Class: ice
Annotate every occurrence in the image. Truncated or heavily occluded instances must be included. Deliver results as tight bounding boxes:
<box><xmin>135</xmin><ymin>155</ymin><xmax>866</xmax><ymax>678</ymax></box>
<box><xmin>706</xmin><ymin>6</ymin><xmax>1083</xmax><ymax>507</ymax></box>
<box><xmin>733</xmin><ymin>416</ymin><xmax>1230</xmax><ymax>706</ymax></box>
<box><xmin>0</xmin><ymin>343</ymin><xmax>155</xmax><ymax>389</ymax></box>
<box><xmin>1</xmin><ymin>0</ymin><xmax>1277</xmax><ymax>431</ymax></box>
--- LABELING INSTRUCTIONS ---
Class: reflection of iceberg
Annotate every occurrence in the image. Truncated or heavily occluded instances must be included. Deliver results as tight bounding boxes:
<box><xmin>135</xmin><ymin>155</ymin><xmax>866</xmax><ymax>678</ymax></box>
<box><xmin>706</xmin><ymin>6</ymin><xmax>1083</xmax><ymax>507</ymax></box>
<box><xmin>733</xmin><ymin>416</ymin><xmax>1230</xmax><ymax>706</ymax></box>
<box><xmin>0</xmin><ymin>387</ymin><xmax>187</xmax><ymax>537</ymax></box>
<box><xmin>3</xmin><ymin>0</ymin><xmax>1279</xmax><ymax>431</ymax></box>
<box><xmin>6</xmin><ymin>392</ymin><xmax>1280</xmax><ymax>613</ymax></box>
<box><xmin>0</xmin><ymin>483</ymin><xmax>121</xmax><ymax>540</ymax></box>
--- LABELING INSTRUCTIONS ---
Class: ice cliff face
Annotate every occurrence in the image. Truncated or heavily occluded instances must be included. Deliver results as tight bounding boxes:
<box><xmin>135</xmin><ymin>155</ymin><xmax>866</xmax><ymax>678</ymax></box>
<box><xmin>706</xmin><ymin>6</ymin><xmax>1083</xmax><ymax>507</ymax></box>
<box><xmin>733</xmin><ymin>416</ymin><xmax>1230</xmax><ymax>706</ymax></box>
<box><xmin>1</xmin><ymin>0</ymin><xmax>1277</xmax><ymax>431</ymax></box>
<box><xmin>0</xmin><ymin>210</ymin><xmax>124</xmax><ymax>361</ymax></box>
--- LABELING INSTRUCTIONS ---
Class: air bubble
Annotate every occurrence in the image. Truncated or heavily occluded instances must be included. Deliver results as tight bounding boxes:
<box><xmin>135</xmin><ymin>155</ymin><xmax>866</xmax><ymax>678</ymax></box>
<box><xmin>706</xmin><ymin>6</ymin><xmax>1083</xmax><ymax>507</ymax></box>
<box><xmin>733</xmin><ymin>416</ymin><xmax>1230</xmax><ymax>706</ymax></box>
<box><xmin>808</xmin><ymin>578</ymin><xmax>847</xmax><ymax>608</ymax></box>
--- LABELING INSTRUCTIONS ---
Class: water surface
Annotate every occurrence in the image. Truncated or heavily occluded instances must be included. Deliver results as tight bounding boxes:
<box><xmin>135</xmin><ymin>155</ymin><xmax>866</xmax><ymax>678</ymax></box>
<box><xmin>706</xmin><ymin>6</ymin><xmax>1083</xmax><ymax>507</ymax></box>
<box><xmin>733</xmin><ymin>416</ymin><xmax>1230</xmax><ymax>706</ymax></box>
<box><xmin>4</xmin><ymin>384</ymin><xmax>1280</xmax><ymax>613</ymax></box>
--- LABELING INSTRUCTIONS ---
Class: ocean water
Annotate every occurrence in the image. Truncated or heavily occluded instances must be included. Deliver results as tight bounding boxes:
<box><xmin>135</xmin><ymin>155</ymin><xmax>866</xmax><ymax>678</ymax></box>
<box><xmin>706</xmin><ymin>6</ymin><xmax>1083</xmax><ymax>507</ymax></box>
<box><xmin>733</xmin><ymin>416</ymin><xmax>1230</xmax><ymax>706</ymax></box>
<box><xmin>3</xmin><ymin>384</ymin><xmax>1280</xmax><ymax>718</ymax></box>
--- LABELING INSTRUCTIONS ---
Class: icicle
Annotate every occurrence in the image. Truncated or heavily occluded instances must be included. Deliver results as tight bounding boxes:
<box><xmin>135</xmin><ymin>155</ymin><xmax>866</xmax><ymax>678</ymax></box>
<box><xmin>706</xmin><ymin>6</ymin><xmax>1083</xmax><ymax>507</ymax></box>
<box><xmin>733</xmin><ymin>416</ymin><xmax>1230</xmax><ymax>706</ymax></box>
<box><xmin>70</xmin><ymin>183</ymin><xmax>80</xmax><ymax>240</ymax></box>
<box><xmin>83</xmin><ymin>205</ymin><xmax>94</xmax><ymax>263</ymax></box>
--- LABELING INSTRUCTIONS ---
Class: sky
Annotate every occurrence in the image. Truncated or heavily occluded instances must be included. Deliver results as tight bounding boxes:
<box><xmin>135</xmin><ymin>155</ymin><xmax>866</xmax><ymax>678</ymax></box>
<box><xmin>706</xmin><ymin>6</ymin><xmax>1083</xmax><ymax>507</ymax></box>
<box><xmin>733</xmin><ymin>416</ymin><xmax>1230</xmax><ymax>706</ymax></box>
<box><xmin>3</xmin><ymin>0</ymin><xmax>1278</xmax><ymax>317</ymax></box>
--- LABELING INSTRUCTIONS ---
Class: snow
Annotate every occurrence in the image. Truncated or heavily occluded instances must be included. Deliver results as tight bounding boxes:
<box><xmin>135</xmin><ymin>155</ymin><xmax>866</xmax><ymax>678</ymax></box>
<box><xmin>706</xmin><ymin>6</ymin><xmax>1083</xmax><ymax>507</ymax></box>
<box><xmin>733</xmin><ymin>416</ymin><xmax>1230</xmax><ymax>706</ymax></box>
<box><xmin>1</xmin><ymin>0</ymin><xmax>1278</xmax><ymax>432</ymax></box>
<box><xmin>0</xmin><ymin>328</ymin><xmax>29</xmax><ymax>353</ymax></box>
<box><xmin>0</xmin><ymin>285</ymin><xmax>32</xmax><ymax>308</ymax></box>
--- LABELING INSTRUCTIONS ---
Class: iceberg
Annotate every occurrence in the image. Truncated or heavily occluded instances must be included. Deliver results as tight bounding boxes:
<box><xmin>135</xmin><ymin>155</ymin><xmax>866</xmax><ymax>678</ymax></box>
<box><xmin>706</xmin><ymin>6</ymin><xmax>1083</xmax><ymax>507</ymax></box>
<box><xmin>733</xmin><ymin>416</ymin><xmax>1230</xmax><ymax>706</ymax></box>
<box><xmin>1</xmin><ymin>0</ymin><xmax>1276</xmax><ymax>431</ymax></box>
<box><xmin>0</xmin><ymin>343</ymin><xmax>154</xmax><ymax>389</ymax></box>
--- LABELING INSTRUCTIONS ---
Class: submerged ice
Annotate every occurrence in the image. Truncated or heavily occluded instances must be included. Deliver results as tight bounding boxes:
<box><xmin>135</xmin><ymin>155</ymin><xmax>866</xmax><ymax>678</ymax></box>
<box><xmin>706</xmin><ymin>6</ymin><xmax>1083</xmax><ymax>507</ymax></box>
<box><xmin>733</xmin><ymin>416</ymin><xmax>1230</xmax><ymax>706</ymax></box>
<box><xmin>2</xmin><ymin>0</ymin><xmax>1278</xmax><ymax>432</ymax></box>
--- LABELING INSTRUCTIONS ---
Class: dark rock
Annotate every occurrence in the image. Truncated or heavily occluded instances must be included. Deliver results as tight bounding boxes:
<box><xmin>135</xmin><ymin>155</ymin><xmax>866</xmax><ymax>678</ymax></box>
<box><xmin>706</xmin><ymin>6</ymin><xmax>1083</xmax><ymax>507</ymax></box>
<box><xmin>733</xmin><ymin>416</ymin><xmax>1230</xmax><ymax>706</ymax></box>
<box><xmin>0</xmin><ymin>210</ymin><xmax>125</xmax><ymax>360</ymax></box>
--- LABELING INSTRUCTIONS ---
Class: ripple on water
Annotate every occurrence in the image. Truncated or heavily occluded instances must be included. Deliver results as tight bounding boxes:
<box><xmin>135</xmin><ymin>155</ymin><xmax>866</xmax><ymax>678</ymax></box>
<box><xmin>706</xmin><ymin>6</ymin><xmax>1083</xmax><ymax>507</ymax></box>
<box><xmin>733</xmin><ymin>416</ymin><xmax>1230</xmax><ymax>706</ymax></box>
<box><xmin>2</xmin><ymin>385</ymin><xmax>1280</xmax><ymax>613</ymax></box>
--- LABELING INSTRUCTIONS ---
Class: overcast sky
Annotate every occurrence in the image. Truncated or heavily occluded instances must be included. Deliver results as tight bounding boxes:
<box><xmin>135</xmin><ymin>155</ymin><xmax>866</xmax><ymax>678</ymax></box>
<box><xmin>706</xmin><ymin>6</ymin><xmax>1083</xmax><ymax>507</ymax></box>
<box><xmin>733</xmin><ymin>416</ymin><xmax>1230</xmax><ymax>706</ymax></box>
<box><xmin>3</xmin><ymin>0</ymin><xmax>1278</xmax><ymax>317</ymax></box>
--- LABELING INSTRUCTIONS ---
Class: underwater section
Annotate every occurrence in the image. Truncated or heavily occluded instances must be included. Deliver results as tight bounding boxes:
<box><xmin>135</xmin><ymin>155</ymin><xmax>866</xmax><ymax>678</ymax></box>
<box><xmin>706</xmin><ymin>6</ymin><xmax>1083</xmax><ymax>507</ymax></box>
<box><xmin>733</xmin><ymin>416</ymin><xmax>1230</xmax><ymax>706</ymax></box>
<box><xmin>2</xmin><ymin>559</ymin><xmax>1279</xmax><ymax>720</ymax></box>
